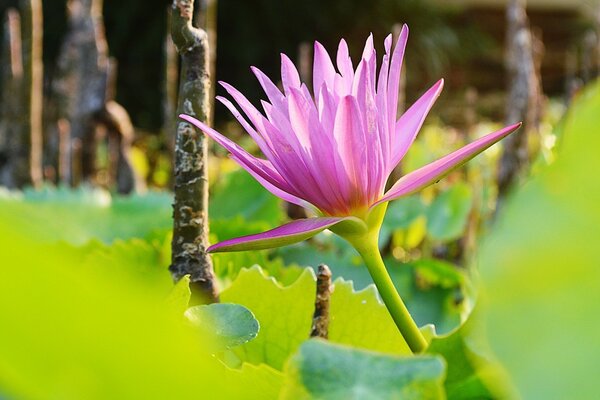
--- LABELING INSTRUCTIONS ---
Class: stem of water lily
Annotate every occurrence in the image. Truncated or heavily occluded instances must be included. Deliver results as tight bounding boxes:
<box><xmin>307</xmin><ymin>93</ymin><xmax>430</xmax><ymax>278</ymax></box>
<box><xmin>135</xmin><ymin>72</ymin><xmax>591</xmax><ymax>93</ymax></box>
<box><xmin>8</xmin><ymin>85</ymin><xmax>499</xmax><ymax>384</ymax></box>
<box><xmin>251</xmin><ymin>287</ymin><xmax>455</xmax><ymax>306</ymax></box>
<box><xmin>353</xmin><ymin>237</ymin><xmax>427</xmax><ymax>353</ymax></box>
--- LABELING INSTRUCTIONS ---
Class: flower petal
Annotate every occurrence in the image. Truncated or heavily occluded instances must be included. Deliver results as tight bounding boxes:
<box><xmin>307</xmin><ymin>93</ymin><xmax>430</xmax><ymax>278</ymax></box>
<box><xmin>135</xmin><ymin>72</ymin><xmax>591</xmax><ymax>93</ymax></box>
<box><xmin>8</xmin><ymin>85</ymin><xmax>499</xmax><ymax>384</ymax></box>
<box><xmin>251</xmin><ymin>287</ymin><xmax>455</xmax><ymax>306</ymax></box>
<box><xmin>313</xmin><ymin>41</ymin><xmax>336</xmax><ymax>96</ymax></box>
<box><xmin>280</xmin><ymin>53</ymin><xmax>301</xmax><ymax>96</ymax></box>
<box><xmin>208</xmin><ymin>217</ymin><xmax>354</xmax><ymax>253</ymax></box>
<box><xmin>387</xmin><ymin>24</ymin><xmax>409</xmax><ymax>130</ymax></box>
<box><xmin>179</xmin><ymin>114</ymin><xmax>301</xmax><ymax>202</ymax></box>
<box><xmin>376</xmin><ymin>123</ymin><xmax>522</xmax><ymax>206</ymax></box>
<box><xmin>333</xmin><ymin>96</ymin><xmax>368</xmax><ymax>207</ymax></box>
<box><xmin>391</xmin><ymin>79</ymin><xmax>445</xmax><ymax>168</ymax></box>
<box><xmin>251</xmin><ymin>66</ymin><xmax>287</xmax><ymax>111</ymax></box>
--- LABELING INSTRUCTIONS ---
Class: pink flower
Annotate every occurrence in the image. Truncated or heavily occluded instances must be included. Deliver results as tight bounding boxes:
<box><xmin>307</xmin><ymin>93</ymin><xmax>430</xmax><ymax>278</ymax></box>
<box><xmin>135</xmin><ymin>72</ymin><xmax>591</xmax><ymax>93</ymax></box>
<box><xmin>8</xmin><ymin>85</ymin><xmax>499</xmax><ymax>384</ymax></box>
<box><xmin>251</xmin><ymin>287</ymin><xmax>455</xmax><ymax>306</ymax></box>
<box><xmin>181</xmin><ymin>26</ymin><xmax>520</xmax><ymax>253</ymax></box>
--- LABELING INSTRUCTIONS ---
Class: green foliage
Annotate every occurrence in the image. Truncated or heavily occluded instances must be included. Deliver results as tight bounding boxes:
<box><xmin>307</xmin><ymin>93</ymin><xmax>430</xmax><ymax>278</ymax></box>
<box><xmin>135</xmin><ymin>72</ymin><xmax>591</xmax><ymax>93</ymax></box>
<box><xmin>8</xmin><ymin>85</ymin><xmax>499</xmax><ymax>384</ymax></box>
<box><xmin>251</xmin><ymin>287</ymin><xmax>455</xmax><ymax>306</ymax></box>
<box><xmin>0</xmin><ymin>186</ymin><xmax>172</xmax><ymax>245</ymax></box>
<box><xmin>0</xmin><ymin>222</ymin><xmax>279</xmax><ymax>399</ymax></box>
<box><xmin>210</xmin><ymin>168</ymin><xmax>285</xmax><ymax>228</ymax></box>
<box><xmin>281</xmin><ymin>340</ymin><xmax>446</xmax><ymax>400</ymax></box>
<box><xmin>185</xmin><ymin>303</ymin><xmax>260</xmax><ymax>349</ymax></box>
<box><xmin>426</xmin><ymin>183</ymin><xmax>473</xmax><ymax>241</ymax></box>
<box><xmin>221</xmin><ymin>267</ymin><xmax>317</xmax><ymax>370</ymax></box>
<box><xmin>329</xmin><ymin>279</ymin><xmax>411</xmax><ymax>355</ymax></box>
<box><xmin>427</xmin><ymin>312</ymin><xmax>507</xmax><ymax>400</ymax></box>
<box><xmin>479</xmin><ymin>82</ymin><xmax>600</xmax><ymax>399</ymax></box>
<box><xmin>380</xmin><ymin>195</ymin><xmax>426</xmax><ymax>246</ymax></box>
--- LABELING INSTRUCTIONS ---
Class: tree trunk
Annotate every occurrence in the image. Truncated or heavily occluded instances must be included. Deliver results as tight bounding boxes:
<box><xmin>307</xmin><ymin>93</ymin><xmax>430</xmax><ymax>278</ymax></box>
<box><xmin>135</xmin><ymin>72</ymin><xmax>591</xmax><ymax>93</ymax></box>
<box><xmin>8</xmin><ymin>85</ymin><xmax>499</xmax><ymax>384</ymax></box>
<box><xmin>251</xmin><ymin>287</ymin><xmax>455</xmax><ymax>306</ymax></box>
<box><xmin>53</xmin><ymin>0</ymin><xmax>109</xmax><ymax>186</ymax></box>
<box><xmin>169</xmin><ymin>0</ymin><xmax>218</xmax><ymax>305</ymax></box>
<box><xmin>0</xmin><ymin>9</ymin><xmax>23</xmax><ymax>188</ymax></box>
<box><xmin>497</xmin><ymin>0</ymin><xmax>542</xmax><ymax>209</ymax></box>
<box><xmin>0</xmin><ymin>1</ymin><xmax>43</xmax><ymax>189</ymax></box>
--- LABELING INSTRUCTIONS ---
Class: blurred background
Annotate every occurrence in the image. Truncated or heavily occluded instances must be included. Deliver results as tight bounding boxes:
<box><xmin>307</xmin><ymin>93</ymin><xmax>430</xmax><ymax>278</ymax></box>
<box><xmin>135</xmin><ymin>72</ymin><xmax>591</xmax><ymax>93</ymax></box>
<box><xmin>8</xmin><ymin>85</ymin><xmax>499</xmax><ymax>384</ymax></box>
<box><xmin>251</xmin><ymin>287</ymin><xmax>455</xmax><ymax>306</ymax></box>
<box><xmin>1</xmin><ymin>1</ymin><xmax>600</xmax><ymax>398</ymax></box>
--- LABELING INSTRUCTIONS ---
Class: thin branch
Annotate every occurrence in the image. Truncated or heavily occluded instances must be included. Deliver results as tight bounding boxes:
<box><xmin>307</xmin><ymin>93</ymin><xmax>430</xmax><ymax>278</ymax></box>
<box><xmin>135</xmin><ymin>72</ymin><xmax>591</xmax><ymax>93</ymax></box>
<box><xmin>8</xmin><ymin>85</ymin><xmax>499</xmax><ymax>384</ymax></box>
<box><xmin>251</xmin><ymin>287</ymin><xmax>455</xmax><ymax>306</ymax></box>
<box><xmin>310</xmin><ymin>264</ymin><xmax>332</xmax><ymax>339</ymax></box>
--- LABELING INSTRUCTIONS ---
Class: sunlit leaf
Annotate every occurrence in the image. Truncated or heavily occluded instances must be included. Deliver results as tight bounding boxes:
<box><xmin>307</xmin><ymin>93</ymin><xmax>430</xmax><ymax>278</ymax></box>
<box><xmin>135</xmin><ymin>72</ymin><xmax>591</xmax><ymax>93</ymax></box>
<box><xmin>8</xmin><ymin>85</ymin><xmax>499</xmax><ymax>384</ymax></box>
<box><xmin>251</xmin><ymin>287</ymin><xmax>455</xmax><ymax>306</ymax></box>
<box><xmin>185</xmin><ymin>303</ymin><xmax>260</xmax><ymax>349</ymax></box>
<box><xmin>220</xmin><ymin>267</ymin><xmax>316</xmax><ymax>370</ymax></box>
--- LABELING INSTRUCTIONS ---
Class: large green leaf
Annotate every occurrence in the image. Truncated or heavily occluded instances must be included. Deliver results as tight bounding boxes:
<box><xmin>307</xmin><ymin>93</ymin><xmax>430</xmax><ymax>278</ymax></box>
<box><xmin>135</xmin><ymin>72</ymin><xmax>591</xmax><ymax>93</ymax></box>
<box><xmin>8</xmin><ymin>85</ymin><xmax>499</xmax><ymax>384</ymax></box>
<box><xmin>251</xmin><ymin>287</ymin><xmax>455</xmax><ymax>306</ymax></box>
<box><xmin>479</xmin><ymin>82</ymin><xmax>600</xmax><ymax>399</ymax></box>
<box><xmin>185</xmin><ymin>303</ymin><xmax>260</xmax><ymax>349</ymax></box>
<box><xmin>0</xmin><ymin>220</ymin><xmax>281</xmax><ymax>399</ymax></box>
<box><xmin>426</xmin><ymin>182</ymin><xmax>473</xmax><ymax>242</ymax></box>
<box><xmin>329</xmin><ymin>279</ymin><xmax>411</xmax><ymax>355</ymax></box>
<box><xmin>281</xmin><ymin>340</ymin><xmax>446</xmax><ymax>400</ymax></box>
<box><xmin>220</xmin><ymin>266</ymin><xmax>317</xmax><ymax>370</ymax></box>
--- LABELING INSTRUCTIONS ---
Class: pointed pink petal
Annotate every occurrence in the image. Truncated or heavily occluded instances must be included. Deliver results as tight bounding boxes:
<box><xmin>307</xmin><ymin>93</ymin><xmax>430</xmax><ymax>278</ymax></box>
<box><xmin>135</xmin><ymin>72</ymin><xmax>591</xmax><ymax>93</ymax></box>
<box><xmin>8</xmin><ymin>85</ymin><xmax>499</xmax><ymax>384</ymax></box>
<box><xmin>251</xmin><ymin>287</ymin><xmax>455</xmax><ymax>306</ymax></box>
<box><xmin>179</xmin><ymin>114</ymin><xmax>298</xmax><ymax>200</ymax></box>
<box><xmin>229</xmin><ymin>154</ymin><xmax>315</xmax><ymax>212</ymax></box>
<box><xmin>376</xmin><ymin>34</ymin><xmax>393</xmax><ymax>166</ymax></box>
<box><xmin>280</xmin><ymin>53</ymin><xmax>301</xmax><ymax>95</ymax></box>
<box><xmin>335</xmin><ymin>39</ymin><xmax>354</xmax><ymax>96</ymax></box>
<box><xmin>208</xmin><ymin>217</ymin><xmax>352</xmax><ymax>253</ymax></box>
<box><xmin>387</xmin><ymin>25</ymin><xmax>409</xmax><ymax>130</ymax></box>
<box><xmin>216</xmin><ymin>95</ymin><xmax>274</xmax><ymax>157</ymax></box>
<box><xmin>376</xmin><ymin>123</ymin><xmax>522</xmax><ymax>206</ymax></box>
<box><xmin>251</xmin><ymin>66</ymin><xmax>287</xmax><ymax>110</ymax></box>
<box><xmin>313</xmin><ymin>41</ymin><xmax>336</xmax><ymax>96</ymax></box>
<box><xmin>391</xmin><ymin>79</ymin><xmax>445</xmax><ymax>168</ymax></box>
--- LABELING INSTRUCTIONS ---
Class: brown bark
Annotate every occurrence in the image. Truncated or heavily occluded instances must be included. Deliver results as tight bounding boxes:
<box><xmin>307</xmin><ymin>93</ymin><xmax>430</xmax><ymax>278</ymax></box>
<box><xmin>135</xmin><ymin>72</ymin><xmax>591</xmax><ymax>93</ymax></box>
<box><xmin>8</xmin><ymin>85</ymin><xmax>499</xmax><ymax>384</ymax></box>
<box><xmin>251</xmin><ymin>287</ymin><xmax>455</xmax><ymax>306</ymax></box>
<box><xmin>310</xmin><ymin>264</ymin><xmax>332</xmax><ymax>339</ymax></box>
<box><xmin>497</xmin><ymin>0</ymin><xmax>542</xmax><ymax>208</ymax></box>
<box><xmin>163</xmin><ymin>10</ymin><xmax>178</xmax><ymax>153</ymax></box>
<box><xmin>197</xmin><ymin>0</ymin><xmax>218</xmax><ymax>126</ymax></box>
<box><xmin>21</xmin><ymin>0</ymin><xmax>44</xmax><ymax>188</ymax></box>
<box><xmin>0</xmin><ymin>9</ymin><xmax>24</xmax><ymax>187</ymax></box>
<box><xmin>0</xmin><ymin>1</ymin><xmax>43</xmax><ymax>189</ymax></box>
<box><xmin>53</xmin><ymin>0</ymin><xmax>109</xmax><ymax>186</ymax></box>
<box><xmin>169</xmin><ymin>0</ymin><xmax>218</xmax><ymax>305</ymax></box>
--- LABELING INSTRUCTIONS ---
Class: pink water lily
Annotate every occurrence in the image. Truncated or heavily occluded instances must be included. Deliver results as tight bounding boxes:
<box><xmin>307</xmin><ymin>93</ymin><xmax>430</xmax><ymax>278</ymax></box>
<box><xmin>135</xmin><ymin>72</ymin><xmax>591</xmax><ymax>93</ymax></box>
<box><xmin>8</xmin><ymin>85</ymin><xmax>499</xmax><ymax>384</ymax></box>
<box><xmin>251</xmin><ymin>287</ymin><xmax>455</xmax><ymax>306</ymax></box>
<box><xmin>181</xmin><ymin>26</ymin><xmax>520</xmax><ymax>254</ymax></box>
<box><xmin>182</xmin><ymin>26</ymin><xmax>520</xmax><ymax>353</ymax></box>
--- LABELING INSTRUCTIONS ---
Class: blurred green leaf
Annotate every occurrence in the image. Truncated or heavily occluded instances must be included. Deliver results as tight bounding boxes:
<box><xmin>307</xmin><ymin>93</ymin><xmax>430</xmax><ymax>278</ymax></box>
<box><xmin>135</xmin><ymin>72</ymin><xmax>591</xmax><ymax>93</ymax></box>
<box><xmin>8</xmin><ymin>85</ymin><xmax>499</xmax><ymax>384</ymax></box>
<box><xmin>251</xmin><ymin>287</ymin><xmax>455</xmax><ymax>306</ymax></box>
<box><xmin>380</xmin><ymin>195</ymin><xmax>426</xmax><ymax>247</ymax></box>
<box><xmin>427</xmin><ymin>312</ymin><xmax>506</xmax><ymax>400</ymax></box>
<box><xmin>0</xmin><ymin>187</ymin><xmax>172</xmax><ymax>245</ymax></box>
<box><xmin>210</xmin><ymin>169</ymin><xmax>285</xmax><ymax>228</ymax></box>
<box><xmin>480</xmin><ymin>82</ymin><xmax>600</xmax><ymax>399</ymax></box>
<box><xmin>185</xmin><ymin>303</ymin><xmax>260</xmax><ymax>349</ymax></box>
<box><xmin>0</xmin><ymin>222</ymin><xmax>280</xmax><ymax>399</ymax></box>
<box><xmin>165</xmin><ymin>275</ymin><xmax>191</xmax><ymax>314</ymax></box>
<box><xmin>426</xmin><ymin>182</ymin><xmax>473</xmax><ymax>241</ymax></box>
<box><xmin>281</xmin><ymin>340</ymin><xmax>446</xmax><ymax>400</ymax></box>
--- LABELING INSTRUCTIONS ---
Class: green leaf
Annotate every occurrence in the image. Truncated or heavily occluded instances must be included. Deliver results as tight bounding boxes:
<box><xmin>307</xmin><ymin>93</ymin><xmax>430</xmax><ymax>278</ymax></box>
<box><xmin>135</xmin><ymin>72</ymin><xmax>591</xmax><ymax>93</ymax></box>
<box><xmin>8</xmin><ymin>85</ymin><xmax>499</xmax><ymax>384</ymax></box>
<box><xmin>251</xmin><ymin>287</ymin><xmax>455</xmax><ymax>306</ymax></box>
<box><xmin>81</xmin><ymin>238</ymin><xmax>172</xmax><ymax>292</ymax></box>
<box><xmin>426</xmin><ymin>182</ymin><xmax>473</xmax><ymax>241</ymax></box>
<box><xmin>478</xmin><ymin>82</ymin><xmax>600</xmax><ymax>399</ymax></box>
<box><xmin>0</xmin><ymin>218</ymin><xmax>282</xmax><ymax>399</ymax></box>
<box><xmin>185</xmin><ymin>303</ymin><xmax>260</xmax><ymax>349</ymax></box>
<box><xmin>165</xmin><ymin>275</ymin><xmax>191</xmax><ymax>314</ymax></box>
<box><xmin>329</xmin><ymin>279</ymin><xmax>411</xmax><ymax>355</ymax></box>
<box><xmin>220</xmin><ymin>266</ymin><xmax>317</xmax><ymax>370</ymax></box>
<box><xmin>281</xmin><ymin>340</ymin><xmax>446</xmax><ymax>400</ymax></box>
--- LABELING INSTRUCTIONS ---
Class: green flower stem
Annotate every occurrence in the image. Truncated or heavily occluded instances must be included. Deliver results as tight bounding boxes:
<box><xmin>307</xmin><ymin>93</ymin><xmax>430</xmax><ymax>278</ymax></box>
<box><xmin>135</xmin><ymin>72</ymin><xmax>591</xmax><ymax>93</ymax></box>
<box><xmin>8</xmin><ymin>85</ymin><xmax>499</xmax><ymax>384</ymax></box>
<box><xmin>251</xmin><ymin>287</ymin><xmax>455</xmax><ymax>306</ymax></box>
<box><xmin>353</xmin><ymin>236</ymin><xmax>427</xmax><ymax>353</ymax></box>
